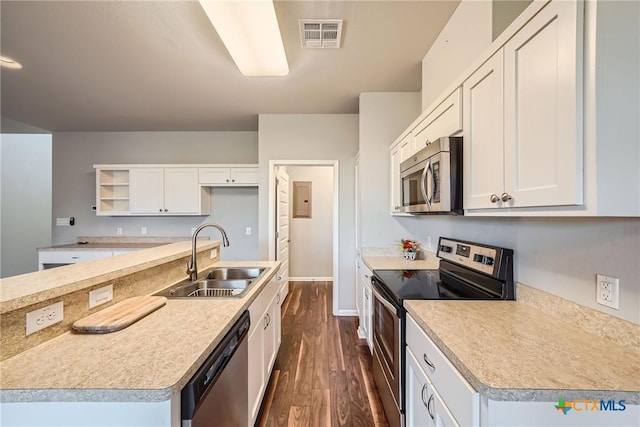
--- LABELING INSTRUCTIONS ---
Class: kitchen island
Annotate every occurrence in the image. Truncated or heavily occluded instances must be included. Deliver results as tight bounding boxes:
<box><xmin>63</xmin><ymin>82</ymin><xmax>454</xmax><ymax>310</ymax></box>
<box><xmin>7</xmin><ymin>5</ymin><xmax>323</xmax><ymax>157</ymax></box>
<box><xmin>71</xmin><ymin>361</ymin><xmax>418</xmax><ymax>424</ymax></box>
<box><xmin>0</xmin><ymin>240</ymin><xmax>281</xmax><ymax>426</ymax></box>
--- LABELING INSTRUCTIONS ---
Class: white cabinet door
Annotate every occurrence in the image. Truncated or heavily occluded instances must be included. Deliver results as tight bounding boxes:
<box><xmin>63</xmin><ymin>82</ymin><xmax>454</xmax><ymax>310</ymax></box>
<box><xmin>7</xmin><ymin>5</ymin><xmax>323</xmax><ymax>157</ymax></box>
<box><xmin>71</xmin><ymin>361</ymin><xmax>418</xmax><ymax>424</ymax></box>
<box><xmin>413</xmin><ymin>87</ymin><xmax>463</xmax><ymax>151</ymax></box>
<box><xmin>363</xmin><ymin>281</ymin><xmax>373</xmax><ymax>353</ymax></box>
<box><xmin>198</xmin><ymin>167</ymin><xmax>231</xmax><ymax>184</ymax></box>
<box><xmin>130</xmin><ymin>168</ymin><xmax>164</xmax><ymax>214</ymax></box>
<box><xmin>247</xmin><ymin>318</ymin><xmax>266</xmax><ymax>426</ymax></box>
<box><xmin>399</xmin><ymin>133</ymin><xmax>414</xmax><ymax>162</ymax></box>
<box><xmin>231</xmin><ymin>167</ymin><xmax>258</xmax><ymax>185</ymax></box>
<box><xmin>406</xmin><ymin>348</ymin><xmax>436</xmax><ymax>427</ymax></box>
<box><xmin>463</xmin><ymin>51</ymin><xmax>505</xmax><ymax>210</ymax></box>
<box><xmin>390</xmin><ymin>144</ymin><xmax>403</xmax><ymax>214</ymax></box>
<box><xmin>503</xmin><ymin>0</ymin><xmax>583</xmax><ymax>208</ymax></box>
<box><xmin>163</xmin><ymin>168</ymin><xmax>199</xmax><ymax>214</ymax></box>
<box><xmin>264</xmin><ymin>294</ymin><xmax>278</xmax><ymax>374</ymax></box>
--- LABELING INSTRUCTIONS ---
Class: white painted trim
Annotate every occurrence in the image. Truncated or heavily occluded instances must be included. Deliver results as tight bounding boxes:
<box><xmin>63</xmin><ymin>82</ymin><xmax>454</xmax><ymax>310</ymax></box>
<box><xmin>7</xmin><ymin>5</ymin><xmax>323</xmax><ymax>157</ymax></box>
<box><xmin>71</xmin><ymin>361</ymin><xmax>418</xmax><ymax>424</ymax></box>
<box><xmin>337</xmin><ymin>309</ymin><xmax>358</xmax><ymax>317</ymax></box>
<box><xmin>268</xmin><ymin>160</ymin><xmax>340</xmax><ymax>316</ymax></box>
<box><xmin>288</xmin><ymin>277</ymin><xmax>333</xmax><ymax>281</ymax></box>
<box><xmin>357</xmin><ymin>326</ymin><xmax>366</xmax><ymax>339</ymax></box>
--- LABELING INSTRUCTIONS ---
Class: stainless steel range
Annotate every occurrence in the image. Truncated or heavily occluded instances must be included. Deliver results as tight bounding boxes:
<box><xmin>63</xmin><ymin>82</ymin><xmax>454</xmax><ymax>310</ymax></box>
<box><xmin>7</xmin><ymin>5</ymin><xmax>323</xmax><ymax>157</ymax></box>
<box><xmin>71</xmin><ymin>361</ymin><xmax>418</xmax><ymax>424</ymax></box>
<box><xmin>370</xmin><ymin>237</ymin><xmax>515</xmax><ymax>427</ymax></box>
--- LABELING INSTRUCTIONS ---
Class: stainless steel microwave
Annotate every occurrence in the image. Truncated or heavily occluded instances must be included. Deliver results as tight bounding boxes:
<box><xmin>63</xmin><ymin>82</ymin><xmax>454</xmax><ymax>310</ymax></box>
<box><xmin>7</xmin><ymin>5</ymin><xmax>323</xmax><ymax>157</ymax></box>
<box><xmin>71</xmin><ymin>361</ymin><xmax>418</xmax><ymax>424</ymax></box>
<box><xmin>399</xmin><ymin>136</ymin><xmax>463</xmax><ymax>215</ymax></box>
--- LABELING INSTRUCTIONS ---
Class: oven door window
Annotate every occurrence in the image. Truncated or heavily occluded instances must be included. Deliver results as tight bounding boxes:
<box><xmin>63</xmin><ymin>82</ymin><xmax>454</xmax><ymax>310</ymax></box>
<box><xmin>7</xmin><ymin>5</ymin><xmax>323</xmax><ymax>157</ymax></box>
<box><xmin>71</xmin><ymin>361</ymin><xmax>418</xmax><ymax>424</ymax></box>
<box><xmin>373</xmin><ymin>297</ymin><xmax>399</xmax><ymax>379</ymax></box>
<box><xmin>402</xmin><ymin>167</ymin><xmax>426</xmax><ymax>207</ymax></box>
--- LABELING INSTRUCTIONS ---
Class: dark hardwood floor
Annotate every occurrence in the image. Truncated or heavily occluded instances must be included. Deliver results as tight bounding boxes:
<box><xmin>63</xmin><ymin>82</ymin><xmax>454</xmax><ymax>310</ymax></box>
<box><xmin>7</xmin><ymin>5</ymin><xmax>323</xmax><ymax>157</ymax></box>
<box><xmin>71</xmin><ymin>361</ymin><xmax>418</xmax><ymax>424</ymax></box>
<box><xmin>256</xmin><ymin>281</ymin><xmax>389</xmax><ymax>427</ymax></box>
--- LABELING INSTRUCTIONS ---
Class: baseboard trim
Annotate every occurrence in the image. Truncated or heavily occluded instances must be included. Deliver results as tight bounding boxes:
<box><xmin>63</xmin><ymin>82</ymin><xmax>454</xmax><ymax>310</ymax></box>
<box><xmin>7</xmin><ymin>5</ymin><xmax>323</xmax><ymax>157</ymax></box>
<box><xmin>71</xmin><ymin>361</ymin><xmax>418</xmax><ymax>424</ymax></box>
<box><xmin>336</xmin><ymin>309</ymin><xmax>358</xmax><ymax>316</ymax></box>
<box><xmin>289</xmin><ymin>277</ymin><xmax>333</xmax><ymax>282</ymax></box>
<box><xmin>357</xmin><ymin>326</ymin><xmax>366</xmax><ymax>340</ymax></box>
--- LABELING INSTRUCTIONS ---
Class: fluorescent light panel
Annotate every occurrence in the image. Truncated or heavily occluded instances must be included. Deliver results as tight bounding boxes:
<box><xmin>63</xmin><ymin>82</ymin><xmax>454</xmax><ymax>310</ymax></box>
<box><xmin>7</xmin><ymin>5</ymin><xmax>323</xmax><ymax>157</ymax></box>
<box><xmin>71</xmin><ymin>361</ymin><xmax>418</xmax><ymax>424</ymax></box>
<box><xmin>199</xmin><ymin>0</ymin><xmax>289</xmax><ymax>77</ymax></box>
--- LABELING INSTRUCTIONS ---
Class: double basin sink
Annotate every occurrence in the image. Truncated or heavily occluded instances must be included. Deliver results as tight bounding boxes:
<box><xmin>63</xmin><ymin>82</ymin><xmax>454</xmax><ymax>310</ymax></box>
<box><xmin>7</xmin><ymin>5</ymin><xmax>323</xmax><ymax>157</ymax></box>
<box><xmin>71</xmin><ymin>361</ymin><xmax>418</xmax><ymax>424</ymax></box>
<box><xmin>155</xmin><ymin>267</ymin><xmax>269</xmax><ymax>298</ymax></box>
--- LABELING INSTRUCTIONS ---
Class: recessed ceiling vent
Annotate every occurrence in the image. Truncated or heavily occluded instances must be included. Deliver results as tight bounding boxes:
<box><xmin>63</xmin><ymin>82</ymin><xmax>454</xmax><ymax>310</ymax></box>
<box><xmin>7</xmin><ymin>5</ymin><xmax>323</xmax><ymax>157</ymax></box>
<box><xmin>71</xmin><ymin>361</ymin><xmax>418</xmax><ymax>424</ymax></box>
<box><xmin>299</xmin><ymin>19</ymin><xmax>343</xmax><ymax>48</ymax></box>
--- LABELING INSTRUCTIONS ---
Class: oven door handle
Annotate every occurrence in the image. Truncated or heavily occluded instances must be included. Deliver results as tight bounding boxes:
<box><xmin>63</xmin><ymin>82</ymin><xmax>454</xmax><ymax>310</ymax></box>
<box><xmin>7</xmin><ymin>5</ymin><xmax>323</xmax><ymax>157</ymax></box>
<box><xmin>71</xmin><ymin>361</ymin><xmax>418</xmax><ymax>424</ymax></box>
<box><xmin>372</xmin><ymin>286</ymin><xmax>399</xmax><ymax>315</ymax></box>
<box><xmin>419</xmin><ymin>162</ymin><xmax>430</xmax><ymax>209</ymax></box>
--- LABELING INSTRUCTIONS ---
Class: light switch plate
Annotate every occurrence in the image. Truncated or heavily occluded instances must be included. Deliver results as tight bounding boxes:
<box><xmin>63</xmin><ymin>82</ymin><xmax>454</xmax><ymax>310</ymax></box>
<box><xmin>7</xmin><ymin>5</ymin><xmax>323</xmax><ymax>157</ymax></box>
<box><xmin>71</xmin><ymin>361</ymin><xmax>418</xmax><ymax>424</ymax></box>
<box><xmin>89</xmin><ymin>284</ymin><xmax>113</xmax><ymax>309</ymax></box>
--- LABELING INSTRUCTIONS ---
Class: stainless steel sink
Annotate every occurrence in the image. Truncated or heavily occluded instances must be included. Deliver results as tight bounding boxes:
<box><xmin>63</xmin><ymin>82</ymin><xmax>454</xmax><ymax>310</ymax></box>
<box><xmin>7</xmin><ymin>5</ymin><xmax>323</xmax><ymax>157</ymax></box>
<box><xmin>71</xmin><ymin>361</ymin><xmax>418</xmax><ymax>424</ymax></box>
<box><xmin>204</xmin><ymin>267</ymin><xmax>266</xmax><ymax>280</ymax></box>
<box><xmin>155</xmin><ymin>267</ymin><xmax>269</xmax><ymax>298</ymax></box>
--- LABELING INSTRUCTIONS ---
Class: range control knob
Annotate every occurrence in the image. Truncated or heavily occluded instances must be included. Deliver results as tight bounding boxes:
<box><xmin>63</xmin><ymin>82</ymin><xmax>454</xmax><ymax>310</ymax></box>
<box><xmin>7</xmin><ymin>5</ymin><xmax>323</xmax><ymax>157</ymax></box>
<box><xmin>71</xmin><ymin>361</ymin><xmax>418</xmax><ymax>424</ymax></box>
<box><xmin>439</xmin><ymin>245</ymin><xmax>452</xmax><ymax>253</ymax></box>
<box><xmin>473</xmin><ymin>254</ymin><xmax>484</xmax><ymax>263</ymax></box>
<box><xmin>482</xmin><ymin>257</ymin><xmax>495</xmax><ymax>266</ymax></box>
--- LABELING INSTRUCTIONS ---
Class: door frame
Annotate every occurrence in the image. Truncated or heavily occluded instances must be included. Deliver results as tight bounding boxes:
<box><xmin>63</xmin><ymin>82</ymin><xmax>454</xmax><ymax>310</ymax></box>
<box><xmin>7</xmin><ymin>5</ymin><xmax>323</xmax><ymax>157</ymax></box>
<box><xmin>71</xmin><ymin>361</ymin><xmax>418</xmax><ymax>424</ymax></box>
<box><xmin>268</xmin><ymin>160</ymin><xmax>340</xmax><ymax>315</ymax></box>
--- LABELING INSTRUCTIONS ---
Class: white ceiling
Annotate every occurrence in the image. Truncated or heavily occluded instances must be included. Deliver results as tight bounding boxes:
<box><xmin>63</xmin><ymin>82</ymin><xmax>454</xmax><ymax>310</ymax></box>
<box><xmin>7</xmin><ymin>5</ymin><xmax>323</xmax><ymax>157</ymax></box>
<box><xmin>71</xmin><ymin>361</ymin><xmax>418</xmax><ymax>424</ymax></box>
<box><xmin>0</xmin><ymin>0</ymin><xmax>460</xmax><ymax>132</ymax></box>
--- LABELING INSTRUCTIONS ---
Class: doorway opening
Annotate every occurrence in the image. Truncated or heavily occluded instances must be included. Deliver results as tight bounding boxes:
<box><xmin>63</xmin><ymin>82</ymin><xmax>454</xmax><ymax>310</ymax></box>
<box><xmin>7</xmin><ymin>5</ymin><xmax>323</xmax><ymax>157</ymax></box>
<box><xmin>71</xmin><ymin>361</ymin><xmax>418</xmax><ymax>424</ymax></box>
<box><xmin>268</xmin><ymin>160</ymin><xmax>339</xmax><ymax>315</ymax></box>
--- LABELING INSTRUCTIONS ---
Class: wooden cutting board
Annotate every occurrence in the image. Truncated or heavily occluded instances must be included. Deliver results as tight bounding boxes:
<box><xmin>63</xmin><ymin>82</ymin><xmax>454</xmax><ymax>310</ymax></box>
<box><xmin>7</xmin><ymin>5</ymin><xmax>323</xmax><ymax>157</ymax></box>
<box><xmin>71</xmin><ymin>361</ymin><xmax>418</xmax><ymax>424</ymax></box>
<box><xmin>73</xmin><ymin>296</ymin><xmax>167</xmax><ymax>334</ymax></box>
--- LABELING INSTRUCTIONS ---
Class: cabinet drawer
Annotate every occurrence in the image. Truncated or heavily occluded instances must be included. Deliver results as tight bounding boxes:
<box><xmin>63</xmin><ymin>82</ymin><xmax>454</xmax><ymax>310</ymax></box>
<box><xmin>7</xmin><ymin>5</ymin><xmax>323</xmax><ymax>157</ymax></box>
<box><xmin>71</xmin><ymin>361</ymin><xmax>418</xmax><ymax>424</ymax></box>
<box><xmin>406</xmin><ymin>314</ymin><xmax>479</xmax><ymax>426</ymax></box>
<box><xmin>413</xmin><ymin>87</ymin><xmax>462</xmax><ymax>149</ymax></box>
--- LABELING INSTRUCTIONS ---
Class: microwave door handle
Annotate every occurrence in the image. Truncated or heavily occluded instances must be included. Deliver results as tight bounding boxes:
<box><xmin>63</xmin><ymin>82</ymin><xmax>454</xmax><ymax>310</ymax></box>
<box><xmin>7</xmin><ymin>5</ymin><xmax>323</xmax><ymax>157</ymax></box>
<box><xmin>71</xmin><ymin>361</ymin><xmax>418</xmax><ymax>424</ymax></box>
<box><xmin>427</xmin><ymin>160</ymin><xmax>436</xmax><ymax>207</ymax></box>
<box><xmin>424</xmin><ymin>160</ymin><xmax>434</xmax><ymax>208</ymax></box>
<box><xmin>420</xmin><ymin>162</ymin><xmax>430</xmax><ymax>208</ymax></box>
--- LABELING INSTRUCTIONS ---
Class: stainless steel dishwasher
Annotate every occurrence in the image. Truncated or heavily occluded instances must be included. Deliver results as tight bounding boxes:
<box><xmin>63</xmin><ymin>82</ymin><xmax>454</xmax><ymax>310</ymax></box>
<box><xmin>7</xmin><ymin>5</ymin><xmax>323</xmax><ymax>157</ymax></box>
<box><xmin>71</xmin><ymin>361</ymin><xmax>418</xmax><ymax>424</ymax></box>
<box><xmin>182</xmin><ymin>310</ymin><xmax>250</xmax><ymax>427</ymax></box>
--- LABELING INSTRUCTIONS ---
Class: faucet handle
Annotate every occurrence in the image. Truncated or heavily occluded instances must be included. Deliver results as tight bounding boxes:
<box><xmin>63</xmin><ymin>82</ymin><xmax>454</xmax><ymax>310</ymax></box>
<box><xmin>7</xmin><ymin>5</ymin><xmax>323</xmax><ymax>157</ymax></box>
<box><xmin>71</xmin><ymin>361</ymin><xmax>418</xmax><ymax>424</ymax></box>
<box><xmin>186</xmin><ymin>260</ymin><xmax>192</xmax><ymax>275</ymax></box>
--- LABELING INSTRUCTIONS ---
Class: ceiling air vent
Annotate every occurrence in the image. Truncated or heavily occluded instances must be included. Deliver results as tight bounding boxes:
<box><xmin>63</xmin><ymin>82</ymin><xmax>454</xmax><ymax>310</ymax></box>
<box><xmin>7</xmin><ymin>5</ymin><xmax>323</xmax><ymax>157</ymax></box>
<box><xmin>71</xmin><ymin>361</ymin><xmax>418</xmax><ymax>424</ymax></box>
<box><xmin>299</xmin><ymin>19</ymin><xmax>343</xmax><ymax>48</ymax></box>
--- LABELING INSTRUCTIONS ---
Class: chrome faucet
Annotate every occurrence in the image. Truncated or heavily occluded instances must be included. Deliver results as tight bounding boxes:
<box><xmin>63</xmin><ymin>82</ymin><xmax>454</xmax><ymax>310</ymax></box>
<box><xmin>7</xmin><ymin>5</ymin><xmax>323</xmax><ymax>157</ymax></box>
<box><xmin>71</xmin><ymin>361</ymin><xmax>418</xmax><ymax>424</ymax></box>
<box><xmin>188</xmin><ymin>223</ymin><xmax>230</xmax><ymax>282</ymax></box>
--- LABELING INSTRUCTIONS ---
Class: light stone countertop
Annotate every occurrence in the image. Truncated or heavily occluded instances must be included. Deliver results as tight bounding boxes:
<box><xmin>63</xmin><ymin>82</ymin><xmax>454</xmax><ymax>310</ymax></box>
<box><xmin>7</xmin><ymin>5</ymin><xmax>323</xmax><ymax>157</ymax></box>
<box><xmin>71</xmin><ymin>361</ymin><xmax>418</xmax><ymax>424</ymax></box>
<box><xmin>0</xmin><ymin>260</ymin><xmax>280</xmax><ymax>402</ymax></box>
<box><xmin>362</xmin><ymin>252</ymin><xmax>440</xmax><ymax>271</ymax></box>
<box><xmin>405</xmin><ymin>297</ymin><xmax>640</xmax><ymax>404</ymax></box>
<box><xmin>0</xmin><ymin>241</ymin><xmax>218</xmax><ymax>314</ymax></box>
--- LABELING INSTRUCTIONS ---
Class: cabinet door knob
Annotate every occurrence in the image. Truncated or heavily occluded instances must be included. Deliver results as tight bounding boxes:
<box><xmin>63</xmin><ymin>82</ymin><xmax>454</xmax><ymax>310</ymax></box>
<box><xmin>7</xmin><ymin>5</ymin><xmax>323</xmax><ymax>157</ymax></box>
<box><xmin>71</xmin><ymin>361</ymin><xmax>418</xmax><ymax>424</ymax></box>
<box><xmin>159</xmin><ymin>208</ymin><xmax>163</xmax><ymax>212</ymax></box>
<box><xmin>226</xmin><ymin>179</ymin><xmax>230</xmax><ymax>182</ymax></box>
<box><xmin>501</xmin><ymin>192</ymin><xmax>512</xmax><ymax>202</ymax></box>
<box><xmin>232</xmin><ymin>179</ymin><xmax>235</xmax><ymax>182</ymax></box>
<box><xmin>490</xmin><ymin>194</ymin><xmax>499</xmax><ymax>203</ymax></box>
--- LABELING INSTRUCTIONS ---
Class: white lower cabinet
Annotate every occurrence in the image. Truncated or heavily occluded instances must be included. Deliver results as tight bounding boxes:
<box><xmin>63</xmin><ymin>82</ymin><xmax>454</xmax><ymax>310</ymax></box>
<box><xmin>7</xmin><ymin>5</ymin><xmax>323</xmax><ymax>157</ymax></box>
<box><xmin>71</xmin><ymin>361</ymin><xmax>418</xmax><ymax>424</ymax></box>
<box><xmin>247</xmin><ymin>276</ymin><xmax>281</xmax><ymax>426</ymax></box>
<box><xmin>38</xmin><ymin>250</ymin><xmax>117</xmax><ymax>270</ymax></box>
<box><xmin>358</xmin><ymin>259</ymin><xmax>373</xmax><ymax>352</ymax></box>
<box><xmin>406</xmin><ymin>348</ymin><xmax>458</xmax><ymax>427</ymax></box>
<box><xmin>406</xmin><ymin>314</ymin><xmax>479</xmax><ymax>427</ymax></box>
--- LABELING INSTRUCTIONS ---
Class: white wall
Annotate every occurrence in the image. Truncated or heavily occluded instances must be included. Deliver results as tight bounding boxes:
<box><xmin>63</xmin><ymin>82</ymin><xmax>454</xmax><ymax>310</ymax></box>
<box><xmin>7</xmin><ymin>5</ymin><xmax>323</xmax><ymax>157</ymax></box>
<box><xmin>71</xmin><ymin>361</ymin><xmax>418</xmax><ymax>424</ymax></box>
<box><xmin>51</xmin><ymin>131</ymin><xmax>259</xmax><ymax>261</ymax></box>
<box><xmin>258</xmin><ymin>114</ymin><xmax>359</xmax><ymax>314</ymax></box>
<box><xmin>0</xmin><ymin>134</ymin><xmax>52</xmax><ymax>277</ymax></box>
<box><xmin>287</xmin><ymin>166</ymin><xmax>333</xmax><ymax>279</ymax></box>
<box><xmin>421</xmin><ymin>0</ymin><xmax>492</xmax><ymax>111</ymax></box>
<box><xmin>358</xmin><ymin>92</ymin><xmax>421</xmax><ymax>248</ymax></box>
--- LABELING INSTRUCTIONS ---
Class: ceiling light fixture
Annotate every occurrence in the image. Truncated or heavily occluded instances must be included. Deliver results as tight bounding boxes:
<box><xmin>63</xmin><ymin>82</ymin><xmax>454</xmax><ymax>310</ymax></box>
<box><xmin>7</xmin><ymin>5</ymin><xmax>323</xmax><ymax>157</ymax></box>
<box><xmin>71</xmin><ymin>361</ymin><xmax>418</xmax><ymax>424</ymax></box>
<box><xmin>198</xmin><ymin>0</ymin><xmax>289</xmax><ymax>77</ymax></box>
<box><xmin>0</xmin><ymin>55</ymin><xmax>23</xmax><ymax>70</ymax></box>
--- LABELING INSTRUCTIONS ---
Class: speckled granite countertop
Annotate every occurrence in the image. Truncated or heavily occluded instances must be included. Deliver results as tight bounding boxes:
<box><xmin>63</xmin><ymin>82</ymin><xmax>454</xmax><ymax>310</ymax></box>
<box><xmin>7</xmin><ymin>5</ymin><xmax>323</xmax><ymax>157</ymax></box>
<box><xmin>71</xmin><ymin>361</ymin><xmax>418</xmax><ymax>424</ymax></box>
<box><xmin>37</xmin><ymin>236</ymin><xmax>193</xmax><ymax>252</ymax></box>
<box><xmin>0</xmin><ymin>241</ymin><xmax>218</xmax><ymax>314</ymax></box>
<box><xmin>362</xmin><ymin>252</ymin><xmax>440</xmax><ymax>271</ymax></box>
<box><xmin>405</xmin><ymin>288</ymin><xmax>640</xmax><ymax>404</ymax></box>
<box><xmin>0</xmin><ymin>260</ymin><xmax>280</xmax><ymax>402</ymax></box>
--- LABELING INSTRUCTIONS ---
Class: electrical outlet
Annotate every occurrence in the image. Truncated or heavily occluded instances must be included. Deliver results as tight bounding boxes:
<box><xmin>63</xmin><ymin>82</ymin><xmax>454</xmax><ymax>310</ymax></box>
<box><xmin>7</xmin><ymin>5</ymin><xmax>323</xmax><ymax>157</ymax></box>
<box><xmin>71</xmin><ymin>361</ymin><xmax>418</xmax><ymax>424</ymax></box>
<box><xmin>89</xmin><ymin>284</ymin><xmax>113</xmax><ymax>309</ymax></box>
<box><xmin>116</xmin><ymin>227</ymin><xmax>123</xmax><ymax>235</ymax></box>
<box><xmin>141</xmin><ymin>226</ymin><xmax>147</xmax><ymax>235</ymax></box>
<box><xmin>596</xmin><ymin>274</ymin><xmax>620</xmax><ymax>309</ymax></box>
<box><xmin>26</xmin><ymin>301</ymin><xmax>64</xmax><ymax>335</ymax></box>
<box><xmin>246</xmin><ymin>227</ymin><xmax>252</xmax><ymax>235</ymax></box>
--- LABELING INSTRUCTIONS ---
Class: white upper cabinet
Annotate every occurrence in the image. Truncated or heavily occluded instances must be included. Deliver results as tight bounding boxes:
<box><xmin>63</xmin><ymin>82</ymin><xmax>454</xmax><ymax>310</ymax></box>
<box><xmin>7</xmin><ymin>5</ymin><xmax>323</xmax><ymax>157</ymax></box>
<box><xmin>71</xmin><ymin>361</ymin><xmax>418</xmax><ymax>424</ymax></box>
<box><xmin>463</xmin><ymin>51</ymin><xmax>505</xmax><ymax>210</ymax></box>
<box><xmin>130</xmin><ymin>167</ymin><xmax>206</xmax><ymax>215</ymax></box>
<box><xmin>502</xmin><ymin>0</ymin><xmax>583</xmax><ymax>208</ymax></box>
<box><xmin>463</xmin><ymin>0</ymin><xmax>584</xmax><ymax>211</ymax></box>
<box><xmin>199</xmin><ymin>166</ymin><xmax>258</xmax><ymax>186</ymax></box>
<box><xmin>389</xmin><ymin>141</ymin><xmax>404</xmax><ymax>215</ymax></box>
<box><xmin>413</xmin><ymin>87</ymin><xmax>463</xmax><ymax>153</ymax></box>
